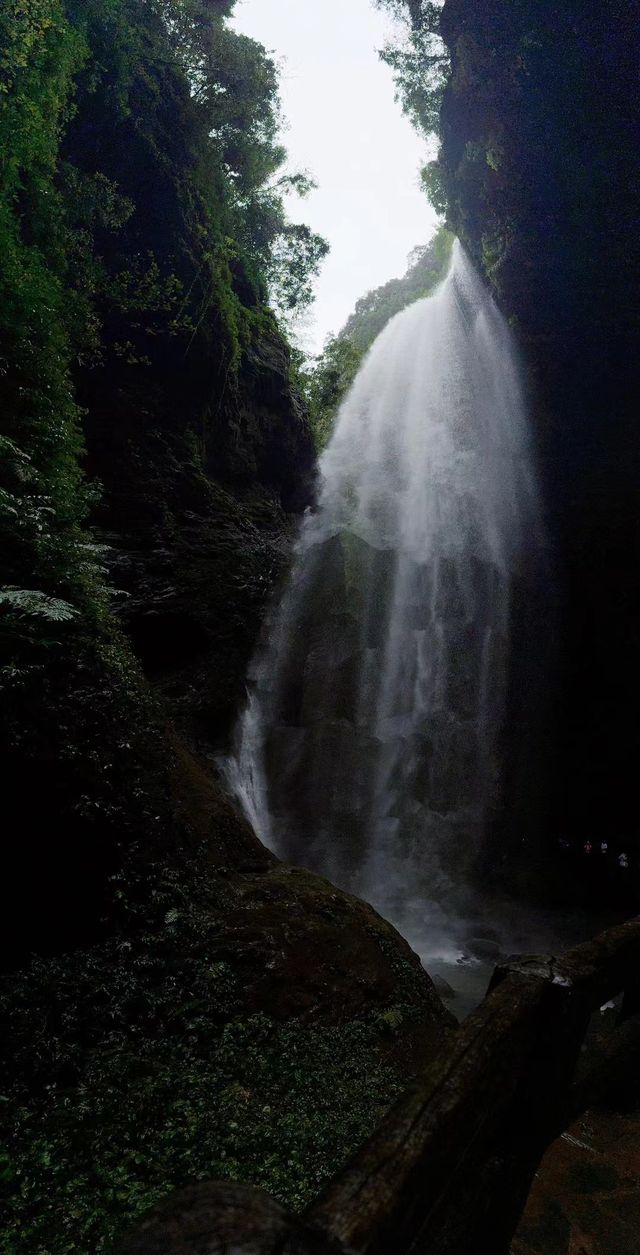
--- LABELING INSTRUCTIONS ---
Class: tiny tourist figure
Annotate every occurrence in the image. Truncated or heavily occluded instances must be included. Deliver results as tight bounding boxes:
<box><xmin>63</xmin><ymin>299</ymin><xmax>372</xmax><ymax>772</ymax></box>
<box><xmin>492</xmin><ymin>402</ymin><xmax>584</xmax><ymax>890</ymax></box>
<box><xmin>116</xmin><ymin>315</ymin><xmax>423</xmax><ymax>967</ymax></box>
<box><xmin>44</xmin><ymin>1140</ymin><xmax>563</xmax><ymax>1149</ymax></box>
<box><xmin>618</xmin><ymin>852</ymin><xmax>629</xmax><ymax>870</ymax></box>
<box><xmin>584</xmin><ymin>841</ymin><xmax>593</xmax><ymax>855</ymax></box>
<box><xmin>600</xmin><ymin>841</ymin><xmax>608</xmax><ymax>855</ymax></box>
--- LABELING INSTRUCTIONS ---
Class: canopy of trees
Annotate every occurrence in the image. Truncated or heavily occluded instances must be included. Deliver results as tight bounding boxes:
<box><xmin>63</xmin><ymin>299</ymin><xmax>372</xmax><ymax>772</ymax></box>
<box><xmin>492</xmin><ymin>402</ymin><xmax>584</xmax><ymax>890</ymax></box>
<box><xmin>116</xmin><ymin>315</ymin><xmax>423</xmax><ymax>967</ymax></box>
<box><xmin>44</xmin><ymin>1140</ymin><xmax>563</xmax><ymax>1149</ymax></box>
<box><xmin>376</xmin><ymin>1</ymin><xmax>448</xmax><ymax>136</ymax></box>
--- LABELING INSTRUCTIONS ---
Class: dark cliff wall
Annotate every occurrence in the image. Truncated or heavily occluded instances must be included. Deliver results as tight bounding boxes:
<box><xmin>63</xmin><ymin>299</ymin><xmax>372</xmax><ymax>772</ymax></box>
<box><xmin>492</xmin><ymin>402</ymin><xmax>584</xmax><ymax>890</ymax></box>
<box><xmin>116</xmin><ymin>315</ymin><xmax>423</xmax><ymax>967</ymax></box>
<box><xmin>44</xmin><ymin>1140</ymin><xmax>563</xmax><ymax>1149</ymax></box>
<box><xmin>63</xmin><ymin>0</ymin><xmax>316</xmax><ymax>747</ymax></box>
<box><xmin>436</xmin><ymin>0</ymin><xmax>640</xmax><ymax>885</ymax></box>
<box><xmin>1</xmin><ymin>0</ymin><xmax>318</xmax><ymax>959</ymax></box>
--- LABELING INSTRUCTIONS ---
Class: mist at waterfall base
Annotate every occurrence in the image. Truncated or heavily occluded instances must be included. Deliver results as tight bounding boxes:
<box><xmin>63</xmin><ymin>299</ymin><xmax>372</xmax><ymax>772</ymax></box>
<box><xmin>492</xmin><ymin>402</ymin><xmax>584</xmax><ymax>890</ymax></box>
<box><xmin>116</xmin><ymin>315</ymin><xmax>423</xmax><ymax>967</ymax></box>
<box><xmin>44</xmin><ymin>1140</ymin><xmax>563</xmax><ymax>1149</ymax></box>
<box><xmin>226</xmin><ymin>244</ymin><xmax>588</xmax><ymax>1018</ymax></box>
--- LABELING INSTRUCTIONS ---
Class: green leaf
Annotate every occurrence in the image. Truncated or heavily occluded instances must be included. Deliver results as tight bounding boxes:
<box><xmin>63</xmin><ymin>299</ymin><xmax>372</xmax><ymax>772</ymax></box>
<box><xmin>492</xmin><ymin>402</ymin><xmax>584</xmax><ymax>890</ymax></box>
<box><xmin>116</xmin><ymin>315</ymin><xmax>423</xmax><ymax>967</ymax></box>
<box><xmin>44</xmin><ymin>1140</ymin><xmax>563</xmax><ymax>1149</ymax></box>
<box><xmin>0</xmin><ymin>588</ymin><xmax>77</xmax><ymax>622</ymax></box>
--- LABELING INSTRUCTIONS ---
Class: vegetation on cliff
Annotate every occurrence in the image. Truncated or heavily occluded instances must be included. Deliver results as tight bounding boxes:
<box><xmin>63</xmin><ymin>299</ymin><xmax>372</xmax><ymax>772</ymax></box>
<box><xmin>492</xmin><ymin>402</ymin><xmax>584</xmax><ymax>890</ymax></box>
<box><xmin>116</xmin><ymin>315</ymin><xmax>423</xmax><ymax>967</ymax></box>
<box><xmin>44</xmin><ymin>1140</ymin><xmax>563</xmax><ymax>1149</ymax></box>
<box><xmin>0</xmin><ymin>0</ymin><xmax>326</xmax><ymax>951</ymax></box>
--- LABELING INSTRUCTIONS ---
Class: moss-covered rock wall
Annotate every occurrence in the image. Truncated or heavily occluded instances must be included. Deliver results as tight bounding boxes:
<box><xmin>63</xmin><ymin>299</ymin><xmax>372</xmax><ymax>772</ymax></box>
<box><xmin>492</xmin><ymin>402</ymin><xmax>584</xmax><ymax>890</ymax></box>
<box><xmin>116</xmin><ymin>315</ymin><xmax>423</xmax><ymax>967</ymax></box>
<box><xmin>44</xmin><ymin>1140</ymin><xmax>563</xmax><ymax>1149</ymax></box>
<box><xmin>0</xmin><ymin>0</ymin><xmax>318</xmax><ymax>960</ymax></box>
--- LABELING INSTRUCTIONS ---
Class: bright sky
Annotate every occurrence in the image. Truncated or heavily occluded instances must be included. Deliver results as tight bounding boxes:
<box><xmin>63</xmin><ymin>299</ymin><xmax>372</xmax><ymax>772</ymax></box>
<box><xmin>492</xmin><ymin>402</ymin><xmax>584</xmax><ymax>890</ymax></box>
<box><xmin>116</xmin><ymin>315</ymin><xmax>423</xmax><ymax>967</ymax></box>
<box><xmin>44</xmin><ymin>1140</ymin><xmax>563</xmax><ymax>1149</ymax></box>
<box><xmin>232</xmin><ymin>0</ymin><xmax>439</xmax><ymax>354</ymax></box>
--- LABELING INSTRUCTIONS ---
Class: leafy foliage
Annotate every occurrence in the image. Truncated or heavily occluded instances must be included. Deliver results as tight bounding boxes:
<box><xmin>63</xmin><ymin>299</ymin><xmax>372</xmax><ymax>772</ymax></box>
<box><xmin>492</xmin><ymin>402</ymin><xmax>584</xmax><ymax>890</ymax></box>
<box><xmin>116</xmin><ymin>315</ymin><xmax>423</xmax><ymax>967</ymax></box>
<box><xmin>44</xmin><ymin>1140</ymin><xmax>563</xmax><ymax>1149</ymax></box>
<box><xmin>267</xmin><ymin>223</ymin><xmax>330</xmax><ymax>323</ymax></box>
<box><xmin>0</xmin><ymin>588</ymin><xmax>77</xmax><ymax>621</ymax></box>
<box><xmin>300</xmin><ymin>337</ymin><xmax>364</xmax><ymax>451</ymax></box>
<box><xmin>375</xmin><ymin>0</ymin><xmax>448</xmax><ymax>182</ymax></box>
<box><xmin>0</xmin><ymin>0</ymin><xmax>89</xmax><ymax>597</ymax></box>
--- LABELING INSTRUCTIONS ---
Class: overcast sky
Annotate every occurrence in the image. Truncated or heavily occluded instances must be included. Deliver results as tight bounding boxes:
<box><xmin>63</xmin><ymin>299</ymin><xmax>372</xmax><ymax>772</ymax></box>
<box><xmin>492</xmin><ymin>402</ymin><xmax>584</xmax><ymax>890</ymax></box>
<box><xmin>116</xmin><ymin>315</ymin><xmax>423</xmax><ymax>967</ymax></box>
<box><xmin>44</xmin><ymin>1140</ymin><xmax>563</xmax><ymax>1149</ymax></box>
<box><xmin>232</xmin><ymin>0</ymin><xmax>439</xmax><ymax>354</ymax></box>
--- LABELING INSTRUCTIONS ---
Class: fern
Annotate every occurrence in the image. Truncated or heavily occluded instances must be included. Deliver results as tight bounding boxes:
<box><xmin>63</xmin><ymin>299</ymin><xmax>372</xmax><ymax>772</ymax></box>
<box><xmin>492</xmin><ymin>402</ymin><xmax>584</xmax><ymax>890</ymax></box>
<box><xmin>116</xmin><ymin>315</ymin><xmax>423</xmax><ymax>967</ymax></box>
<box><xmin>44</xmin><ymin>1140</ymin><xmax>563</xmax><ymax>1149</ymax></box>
<box><xmin>0</xmin><ymin>434</ymin><xmax>29</xmax><ymax>462</ymax></box>
<box><xmin>0</xmin><ymin>588</ymin><xmax>77</xmax><ymax>622</ymax></box>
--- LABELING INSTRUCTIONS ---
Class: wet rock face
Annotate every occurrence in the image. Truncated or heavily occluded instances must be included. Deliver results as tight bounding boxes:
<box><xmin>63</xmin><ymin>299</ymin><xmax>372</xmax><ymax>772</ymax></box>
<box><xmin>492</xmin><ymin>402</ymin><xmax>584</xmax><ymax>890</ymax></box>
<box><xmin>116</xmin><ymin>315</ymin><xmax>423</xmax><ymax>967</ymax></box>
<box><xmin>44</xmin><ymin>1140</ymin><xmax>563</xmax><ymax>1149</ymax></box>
<box><xmin>106</xmin><ymin>485</ymin><xmax>297</xmax><ymax>749</ymax></box>
<box><xmin>14</xmin><ymin>279</ymin><xmax>316</xmax><ymax>960</ymax></box>
<box><xmin>438</xmin><ymin>0</ymin><xmax>640</xmax><ymax>876</ymax></box>
<box><xmin>91</xmin><ymin>319</ymin><xmax>316</xmax><ymax>752</ymax></box>
<box><xmin>257</xmin><ymin>531</ymin><xmax>515</xmax><ymax>889</ymax></box>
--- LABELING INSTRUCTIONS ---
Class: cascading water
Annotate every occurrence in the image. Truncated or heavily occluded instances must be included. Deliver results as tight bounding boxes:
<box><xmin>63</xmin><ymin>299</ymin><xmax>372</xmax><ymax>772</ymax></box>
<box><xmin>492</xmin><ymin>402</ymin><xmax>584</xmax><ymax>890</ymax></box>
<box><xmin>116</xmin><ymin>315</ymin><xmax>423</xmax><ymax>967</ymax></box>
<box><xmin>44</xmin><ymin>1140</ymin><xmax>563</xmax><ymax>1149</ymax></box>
<box><xmin>227</xmin><ymin>242</ymin><xmax>551</xmax><ymax>1014</ymax></box>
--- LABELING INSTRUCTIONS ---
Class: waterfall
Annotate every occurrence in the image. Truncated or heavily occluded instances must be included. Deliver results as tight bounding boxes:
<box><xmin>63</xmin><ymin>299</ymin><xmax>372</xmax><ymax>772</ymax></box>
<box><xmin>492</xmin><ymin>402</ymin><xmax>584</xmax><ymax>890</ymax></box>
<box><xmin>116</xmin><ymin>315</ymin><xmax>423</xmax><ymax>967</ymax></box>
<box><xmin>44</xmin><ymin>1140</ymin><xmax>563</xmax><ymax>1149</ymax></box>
<box><xmin>226</xmin><ymin>243</ymin><xmax>548</xmax><ymax>1005</ymax></box>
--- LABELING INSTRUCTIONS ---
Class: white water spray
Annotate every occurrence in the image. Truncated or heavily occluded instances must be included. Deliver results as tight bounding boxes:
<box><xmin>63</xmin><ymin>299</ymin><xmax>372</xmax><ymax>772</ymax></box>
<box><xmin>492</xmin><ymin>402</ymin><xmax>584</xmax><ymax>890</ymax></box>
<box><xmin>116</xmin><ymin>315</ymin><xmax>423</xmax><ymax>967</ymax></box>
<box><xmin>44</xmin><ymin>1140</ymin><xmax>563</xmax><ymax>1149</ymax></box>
<box><xmin>226</xmin><ymin>243</ymin><xmax>548</xmax><ymax>1011</ymax></box>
